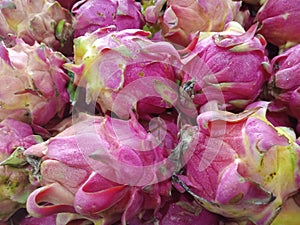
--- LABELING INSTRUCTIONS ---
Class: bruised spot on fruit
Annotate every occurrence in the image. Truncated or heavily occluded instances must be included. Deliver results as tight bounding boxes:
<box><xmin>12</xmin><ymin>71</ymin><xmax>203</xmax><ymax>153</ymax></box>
<box><xmin>176</xmin><ymin>201</ymin><xmax>203</xmax><ymax>215</ymax></box>
<box><xmin>97</xmin><ymin>12</ymin><xmax>105</xmax><ymax>18</ymax></box>
<box><xmin>0</xmin><ymin>101</ymin><xmax>5</xmax><ymax>109</ymax></box>
<box><xmin>282</xmin><ymin>13</ymin><xmax>290</xmax><ymax>20</ymax></box>
<box><xmin>273</xmin><ymin>62</ymin><xmax>280</xmax><ymax>72</ymax></box>
<box><xmin>23</xmin><ymin>111</ymin><xmax>30</xmax><ymax>118</ymax></box>
<box><xmin>138</xmin><ymin>71</ymin><xmax>145</xmax><ymax>77</ymax></box>
<box><xmin>229</xmin><ymin>193</ymin><xmax>244</xmax><ymax>204</ymax></box>
<box><xmin>269</xmin><ymin>172</ymin><xmax>277</xmax><ymax>179</ymax></box>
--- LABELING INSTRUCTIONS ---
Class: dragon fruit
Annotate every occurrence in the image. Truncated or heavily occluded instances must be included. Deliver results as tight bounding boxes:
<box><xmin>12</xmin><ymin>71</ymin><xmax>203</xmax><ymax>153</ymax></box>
<box><xmin>0</xmin><ymin>0</ymin><xmax>74</xmax><ymax>55</ymax></box>
<box><xmin>144</xmin><ymin>0</ymin><xmax>240</xmax><ymax>46</ymax></box>
<box><xmin>0</xmin><ymin>38</ymin><xmax>70</xmax><ymax>128</ymax></box>
<box><xmin>172</xmin><ymin>101</ymin><xmax>300</xmax><ymax>225</ymax></box>
<box><xmin>256</xmin><ymin>0</ymin><xmax>300</xmax><ymax>49</ymax></box>
<box><xmin>71</xmin><ymin>0</ymin><xmax>145</xmax><ymax>38</ymax></box>
<box><xmin>0</xmin><ymin>118</ymin><xmax>38</xmax><ymax>222</ymax></box>
<box><xmin>65</xmin><ymin>27</ymin><xmax>187</xmax><ymax>120</ymax></box>
<box><xmin>180</xmin><ymin>21</ymin><xmax>269</xmax><ymax>111</ymax></box>
<box><xmin>266</xmin><ymin>44</ymin><xmax>300</xmax><ymax>134</ymax></box>
<box><xmin>24</xmin><ymin>112</ymin><xmax>177</xmax><ymax>224</ymax></box>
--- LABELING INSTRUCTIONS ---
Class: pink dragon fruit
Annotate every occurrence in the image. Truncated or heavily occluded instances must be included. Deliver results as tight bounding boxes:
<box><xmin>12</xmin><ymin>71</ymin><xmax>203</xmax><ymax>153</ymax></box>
<box><xmin>172</xmin><ymin>101</ymin><xmax>300</xmax><ymax>225</ymax></box>
<box><xmin>0</xmin><ymin>118</ymin><xmax>38</xmax><ymax>222</ymax></box>
<box><xmin>65</xmin><ymin>27</ymin><xmax>187</xmax><ymax>120</ymax></box>
<box><xmin>180</xmin><ymin>21</ymin><xmax>269</xmax><ymax>111</ymax></box>
<box><xmin>256</xmin><ymin>0</ymin><xmax>300</xmax><ymax>49</ymax></box>
<box><xmin>24</xmin><ymin>112</ymin><xmax>178</xmax><ymax>224</ymax></box>
<box><xmin>0</xmin><ymin>0</ymin><xmax>74</xmax><ymax>55</ymax></box>
<box><xmin>266</xmin><ymin>43</ymin><xmax>300</xmax><ymax>134</ymax></box>
<box><xmin>71</xmin><ymin>0</ymin><xmax>145</xmax><ymax>38</ymax></box>
<box><xmin>0</xmin><ymin>38</ymin><xmax>70</xmax><ymax>128</ymax></box>
<box><xmin>145</xmin><ymin>0</ymin><xmax>240</xmax><ymax>46</ymax></box>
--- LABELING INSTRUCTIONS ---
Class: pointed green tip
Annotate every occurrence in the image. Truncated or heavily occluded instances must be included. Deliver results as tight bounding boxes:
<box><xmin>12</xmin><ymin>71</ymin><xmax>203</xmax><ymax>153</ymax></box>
<box><xmin>56</xmin><ymin>19</ymin><xmax>65</xmax><ymax>35</ymax></box>
<box><xmin>55</xmin><ymin>19</ymin><xmax>66</xmax><ymax>46</ymax></box>
<box><xmin>0</xmin><ymin>147</ymin><xmax>27</xmax><ymax>167</ymax></box>
<box><xmin>33</xmin><ymin>135</ymin><xmax>44</xmax><ymax>143</ymax></box>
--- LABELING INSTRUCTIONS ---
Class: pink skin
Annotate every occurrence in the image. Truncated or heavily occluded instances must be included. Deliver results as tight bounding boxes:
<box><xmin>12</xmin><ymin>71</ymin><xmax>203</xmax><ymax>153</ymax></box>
<box><xmin>176</xmin><ymin>102</ymin><xmax>300</xmax><ymax>224</ymax></box>
<box><xmin>181</xmin><ymin>22</ymin><xmax>269</xmax><ymax>111</ymax></box>
<box><xmin>145</xmin><ymin>0</ymin><xmax>239</xmax><ymax>46</ymax></box>
<box><xmin>56</xmin><ymin>0</ymin><xmax>80</xmax><ymax>10</ymax></box>
<box><xmin>264</xmin><ymin>44</ymin><xmax>300</xmax><ymax>135</ymax></box>
<box><xmin>0</xmin><ymin>118</ymin><xmax>38</xmax><ymax>222</ymax></box>
<box><xmin>66</xmin><ymin>28</ymin><xmax>184</xmax><ymax>120</ymax></box>
<box><xmin>24</xmin><ymin>113</ymin><xmax>174</xmax><ymax>223</ymax></box>
<box><xmin>0</xmin><ymin>0</ymin><xmax>74</xmax><ymax>54</ymax></box>
<box><xmin>19</xmin><ymin>214</ymin><xmax>57</xmax><ymax>225</ymax></box>
<box><xmin>256</xmin><ymin>0</ymin><xmax>300</xmax><ymax>47</ymax></box>
<box><xmin>158</xmin><ymin>192</ymin><xmax>219</xmax><ymax>225</ymax></box>
<box><xmin>0</xmin><ymin>118</ymin><xmax>37</xmax><ymax>157</ymax></box>
<box><xmin>267</xmin><ymin>44</ymin><xmax>300</xmax><ymax>132</ymax></box>
<box><xmin>72</xmin><ymin>0</ymin><xmax>145</xmax><ymax>38</ymax></box>
<box><xmin>0</xmin><ymin>38</ymin><xmax>70</xmax><ymax>128</ymax></box>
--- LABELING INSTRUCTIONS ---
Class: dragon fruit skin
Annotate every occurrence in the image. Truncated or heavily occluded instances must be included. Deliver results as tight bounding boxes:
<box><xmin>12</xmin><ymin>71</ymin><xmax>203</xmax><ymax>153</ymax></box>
<box><xmin>256</xmin><ymin>0</ymin><xmax>300</xmax><ymax>49</ymax></box>
<box><xmin>0</xmin><ymin>0</ymin><xmax>74</xmax><ymax>55</ymax></box>
<box><xmin>181</xmin><ymin>21</ymin><xmax>269</xmax><ymax>111</ymax></box>
<box><xmin>270</xmin><ymin>192</ymin><xmax>300</xmax><ymax>225</ymax></box>
<box><xmin>267</xmin><ymin>44</ymin><xmax>300</xmax><ymax>134</ymax></box>
<box><xmin>0</xmin><ymin>118</ymin><xmax>38</xmax><ymax>222</ymax></box>
<box><xmin>126</xmin><ymin>191</ymin><xmax>220</xmax><ymax>225</ymax></box>
<box><xmin>157</xmin><ymin>192</ymin><xmax>220</xmax><ymax>225</ymax></box>
<box><xmin>0</xmin><ymin>38</ymin><xmax>70</xmax><ymax>127</ymax></box>
<box><xmin>24</xmin><ymin>113</ymin><xmax>175</xmax><ymax>224</ymax></box>
<box><xmin>15</xmin><ymin>211</ymin><xmax>94</xmax><ymax>225</ymax></box>
<box><xmin>174</xmin><ymin>101</ymin><xmax>300</xmax><ymax>224</ymax></box>
<box><xmin>65</xmin><ymin>27</ymin><xmax>183</xmax><ymax>119</ymax></box>
<box><xmin>19</xmin><ymin>214</ymin><xmax>57</xmax><ymax>225</ymax></box>
<box><xmin>0</xmin><ymin>118</ymin><xmax>37</xmax><ymax>158</ymax></box>
<box><xmin>72</xmin><ymin>0</ymin><xmax>145</xmax><ymax>38</ymax></box>
<box><xmin>53</xmin><ymin>0</ymin><xmax>80</xmax><ymax>10</ymax></box>
<box><xmin>145</xmin><ymin>0</ymin><xmax>240</xmax><ymax>46</ymax></box>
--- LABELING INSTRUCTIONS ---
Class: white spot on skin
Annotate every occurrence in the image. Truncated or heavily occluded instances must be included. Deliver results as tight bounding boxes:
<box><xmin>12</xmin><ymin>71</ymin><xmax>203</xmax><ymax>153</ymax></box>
<box><xmin>282</xmin><ymin>13</ymin><xmax>290</xmax><ymax>20</ymax></box>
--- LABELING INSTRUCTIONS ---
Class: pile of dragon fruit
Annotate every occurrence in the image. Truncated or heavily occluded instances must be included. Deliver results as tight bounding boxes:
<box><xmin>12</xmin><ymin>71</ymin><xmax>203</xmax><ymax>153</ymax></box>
<box><xmin>1</xmin><ymin>0</ymin><xmax>300</xmax><ymax>224</ymax></box>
